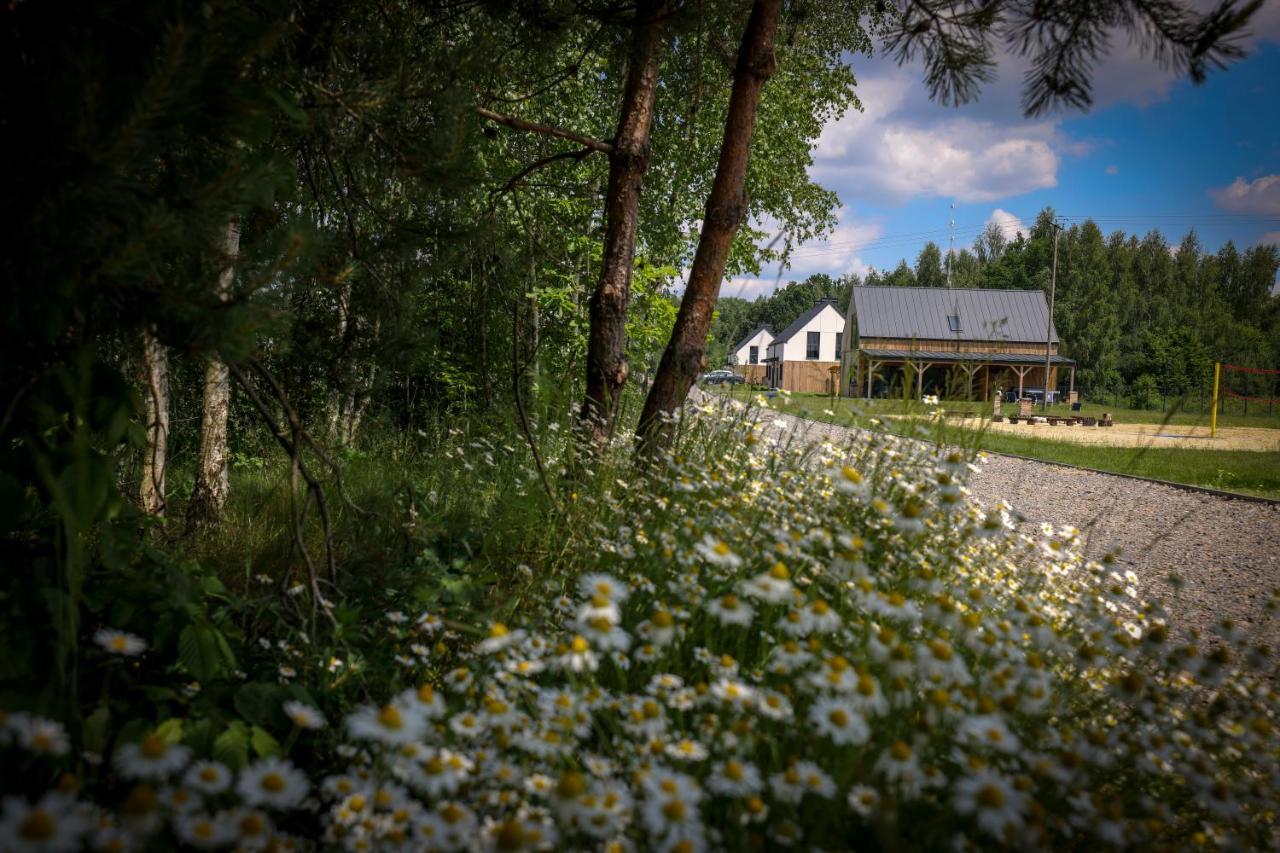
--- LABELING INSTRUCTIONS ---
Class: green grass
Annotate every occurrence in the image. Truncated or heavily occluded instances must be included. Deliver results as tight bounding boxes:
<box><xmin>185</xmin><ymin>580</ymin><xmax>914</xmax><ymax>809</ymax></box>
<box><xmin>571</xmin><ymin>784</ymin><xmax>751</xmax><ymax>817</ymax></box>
<box><xmin>947</xmin><ymin>429</ymin><xmax>1280</xmax><ymax>499</ymax></box>
<box><xmin>709</xmin><ymin>385</ymin><xmax>1280</xmax><ymax>499</ymax></box>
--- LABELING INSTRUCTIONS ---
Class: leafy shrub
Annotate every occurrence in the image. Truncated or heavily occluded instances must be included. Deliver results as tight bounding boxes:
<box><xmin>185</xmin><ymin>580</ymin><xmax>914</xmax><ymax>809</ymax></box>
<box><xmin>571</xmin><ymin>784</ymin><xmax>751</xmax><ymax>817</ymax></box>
<box><xmin>2</xmin><ymin>401</ymin><xmax>1277</xmax><ymax>850</ymax></box>
<box><xmin>1129</xmin><ymin>374</ymin><xmax>1160</xmax><ymax>410</ymax></box>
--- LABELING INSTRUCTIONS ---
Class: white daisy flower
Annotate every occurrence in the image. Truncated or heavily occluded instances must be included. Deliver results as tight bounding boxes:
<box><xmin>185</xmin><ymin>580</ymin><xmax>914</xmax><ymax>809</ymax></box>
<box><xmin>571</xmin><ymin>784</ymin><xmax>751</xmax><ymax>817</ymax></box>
<box><xmin>579</xmin><ymin>573</ymin><xmax>630</xmax><ymax>603</ymax></box>
<box><xmin>113</xmin><ymin>733</ymin><xmax>192</xmax><ymax>780</ymax></box>
<box><xmin>809</xmin><ymin>697</ymin><xmax>870</xmax><ymax>746</ymax></box>
<box><xmin>93</xmin><ymin>628</ymin><xmax>147</xmax><ymax>657</ymax></box>
<box><xmin>175</xmin><ymin>811</ymin><xmax>235</xmax><ymax>849</ymax></box>
<box><xmin>345</xmin><ymin>700</ymin><xmax>427</xmax><ymax>745</ymax></box>
<box><xmin>237</xmin><ymin>757</ymin><xmax>310</xmax><ymax>809</ymax></box>
<box><xmin>0</xmin><ymin>791</ymin><xmax>90</xmax><ymax>853</ymax></box>
<box><xmin>847</xmin><ymin>784</ymin><xmax>880</xmax><ymax>817</ymax></box>
<box><xmin>705</xmin><ymin>593</ymin><xmax>754</xmax><ymax>627</ymax></box>
<box><xmin>706</xmin><ymin>759</ymin><xmax>763</xmax><ymax>797</ymax></box>
<box><xmin>953</xmin><ymin>769</ymin><xmax>1026</xmax><ymax>839</ymax></box>
<box><xmin>693</xmin><ymin>535</ymin><xmax>742</xmax><ymax>570</ymax></box>
<box><xmin>10</xmin><ymin>714</ymin><xmax>70</xmax><ymax>758</ymax></box>
<box><xmin>184</xmin><ymin>760</ymin><xmax>233</xmax><ymax>795</ymax></box>
<box><xmin>282</xmin><ymin>701</ymin><xmax>325</xmax><ymax>730</ymax></box>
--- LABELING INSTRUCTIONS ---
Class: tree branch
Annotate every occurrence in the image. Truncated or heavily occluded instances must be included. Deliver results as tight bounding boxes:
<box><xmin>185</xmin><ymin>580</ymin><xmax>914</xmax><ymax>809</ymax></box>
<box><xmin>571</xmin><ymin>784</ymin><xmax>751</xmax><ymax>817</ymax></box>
<box><xmin>492</xmin><ymin>147</ymin><xmax>595</xmax><ymax>201</ymax></box>
<box><xmin>476</xmin><ymin>106</ymin><xmax>614</xmax><ymax>153</ymax></box>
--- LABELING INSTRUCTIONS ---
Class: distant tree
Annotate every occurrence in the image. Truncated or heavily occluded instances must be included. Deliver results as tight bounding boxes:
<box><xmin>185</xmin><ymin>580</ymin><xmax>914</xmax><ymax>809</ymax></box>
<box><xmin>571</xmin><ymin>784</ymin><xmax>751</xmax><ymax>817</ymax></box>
<box><xmin>915</xmin><ymin>242</ymin><xmax>946</xmax><ymax>287</ymax></box>
<box><xmin>882</xmin><ymin>259</ymin><xmax>917</xmax><ymax>288</ymax></box>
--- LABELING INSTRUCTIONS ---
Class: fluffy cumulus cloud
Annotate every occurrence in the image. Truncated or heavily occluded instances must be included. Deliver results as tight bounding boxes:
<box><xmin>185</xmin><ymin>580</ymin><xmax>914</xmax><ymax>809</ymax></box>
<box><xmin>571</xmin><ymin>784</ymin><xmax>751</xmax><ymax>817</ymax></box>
<box><xmin>812</xmin><ymin>70</ymin><xmax>1060</xmax><ymax>205</ymax></box>
<box><xmin>987</xmin><ymin>209</ymin><xmax>1026</xmax><ymax>239</ymax></box>
<box><xmin>1209</xmin><ymin>175</ymin><xmax>1280</xmax><ymax>215</ymax></box>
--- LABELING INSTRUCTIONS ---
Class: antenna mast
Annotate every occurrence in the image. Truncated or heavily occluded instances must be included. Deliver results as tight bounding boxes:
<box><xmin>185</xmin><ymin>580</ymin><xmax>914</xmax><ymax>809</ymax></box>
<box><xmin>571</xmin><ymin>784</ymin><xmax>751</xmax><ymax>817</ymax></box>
<box><xmin>947</xmin><ymin>202</ymin><xmax>955</xmax><ymax>288</ymax></box>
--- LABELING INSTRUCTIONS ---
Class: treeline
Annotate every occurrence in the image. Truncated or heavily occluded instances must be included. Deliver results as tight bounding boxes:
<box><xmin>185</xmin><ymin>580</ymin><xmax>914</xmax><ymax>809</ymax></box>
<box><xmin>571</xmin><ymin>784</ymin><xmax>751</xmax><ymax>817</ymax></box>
<box><xmin>712</xmin><ymin>209</ymin><xmax>1280</xmax><ymax>404</ymax></box>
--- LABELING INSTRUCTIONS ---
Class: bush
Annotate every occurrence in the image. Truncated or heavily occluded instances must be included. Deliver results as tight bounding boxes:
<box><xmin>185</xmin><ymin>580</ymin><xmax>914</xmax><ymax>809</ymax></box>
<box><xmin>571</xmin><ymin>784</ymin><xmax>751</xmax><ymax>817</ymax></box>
<box><xmin>1129</xmin><ymin>374</ymin><xmax>1160</xmax><ymax>410</ymax></box>
<box><xmin>2</xmin><ymin>400</ymin><xmax>1277</xmax><ymax>851</ymax></box>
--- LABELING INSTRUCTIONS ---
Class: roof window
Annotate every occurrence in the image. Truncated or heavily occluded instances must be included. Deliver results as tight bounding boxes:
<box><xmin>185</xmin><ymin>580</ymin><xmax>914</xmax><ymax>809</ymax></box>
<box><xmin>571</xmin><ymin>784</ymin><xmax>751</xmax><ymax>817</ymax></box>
<box><xmin>947</xmin><ymin>314</ymin><xmax>962</xmax><ymax>332</ymax></box>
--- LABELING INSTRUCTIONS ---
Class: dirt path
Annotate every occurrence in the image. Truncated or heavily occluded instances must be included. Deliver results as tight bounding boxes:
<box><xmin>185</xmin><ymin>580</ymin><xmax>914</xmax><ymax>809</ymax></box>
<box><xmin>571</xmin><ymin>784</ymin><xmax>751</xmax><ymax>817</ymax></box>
<box><xmin>891</xmin><ymin>415</ymin><xmax>1280</xmax><ymax>451</ymax></box>
<box><xmin>763</xmin><ymin>410</ymin><xmax>1280</xmax><ymax>644</ymax></box>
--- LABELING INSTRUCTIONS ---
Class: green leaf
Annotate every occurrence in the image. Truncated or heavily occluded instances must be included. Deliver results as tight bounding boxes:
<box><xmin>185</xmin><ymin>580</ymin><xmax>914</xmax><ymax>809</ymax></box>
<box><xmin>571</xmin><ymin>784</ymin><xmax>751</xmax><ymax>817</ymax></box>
<box><xmin>155</xmin><ymin>718</ymin><xmax>184</xmax><ymax>744</ymax></box>
<box><xmin>82</xmin><ymin>706</ymin><xmax>111</xmax><ymax>755</ymax></box>
<box><xmin>178</xmin><ymin>624</ymin><xmax>231</xmax><ymax>681</ymax></box>
<box><xmin>212</xmin><ymin>721</ymin><xmax>249</xmax><ymax>770</ymax></box>
<box><xmin>234</xmin><ymin>682</ymin><xmax>287</xmax><ymax>728</ymax></box>
<box><xmin>250</xmin><ymin>725</ymin><xmax>281</xmax><ymax>758</ymax></box>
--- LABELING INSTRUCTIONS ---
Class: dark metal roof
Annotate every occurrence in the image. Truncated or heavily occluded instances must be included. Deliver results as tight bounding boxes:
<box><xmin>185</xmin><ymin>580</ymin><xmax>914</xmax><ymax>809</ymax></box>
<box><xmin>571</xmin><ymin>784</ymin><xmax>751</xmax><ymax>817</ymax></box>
<box><xmin>771</xmin><ymin>298</ymin><xmax>842</xmax><ymax>344</ymax></box>
<box><xmin>860</xmin><ymin>348</ymin><xmax>1075</xmax><ymax>365</ymax></box>
<box><xmin>732</xmin><ymin>324</ymin><xmax>773</xmax><ymax>353</ymax></box>
<box><xmin>852</xmin><ymin>286</ymin><xmax>1059</xmax><ymax>344</ymax></box>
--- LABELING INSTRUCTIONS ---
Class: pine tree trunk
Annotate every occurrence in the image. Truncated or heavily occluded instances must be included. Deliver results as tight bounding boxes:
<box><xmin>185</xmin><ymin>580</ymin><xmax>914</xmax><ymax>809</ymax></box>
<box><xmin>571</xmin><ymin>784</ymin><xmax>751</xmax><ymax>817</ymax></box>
<box><xmin>636</xmin><ymin>0</ymin><xmax>781</xmax><ymax>456</ymax></box>
<box><xmin>139</xmin><ymin>326</ymin><xmax>169</xmax><ymax>517</ymax></box>
<box><xmin>578</xmin><ymin>0</ymin><xmax>667</xmax><ymax>446</ymax></box>
<box><xmin>187</xmin><ymin>218</ymin><xmax>241</xmax><ymax>529</ymax></box>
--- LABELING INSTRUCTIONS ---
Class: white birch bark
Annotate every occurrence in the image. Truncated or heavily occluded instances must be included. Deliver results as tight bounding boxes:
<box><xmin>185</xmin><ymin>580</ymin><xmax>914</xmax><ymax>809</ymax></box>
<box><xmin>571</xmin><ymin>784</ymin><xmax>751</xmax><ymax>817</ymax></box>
<box><xmin>139</xmin><ymin>326</ymin><xmax>169</xmax><ymax>516</ymax></box>
<box><xmin>188</xmin><ymin>218</ymin><xmax>241</xmax><ymax>527</ymax></box>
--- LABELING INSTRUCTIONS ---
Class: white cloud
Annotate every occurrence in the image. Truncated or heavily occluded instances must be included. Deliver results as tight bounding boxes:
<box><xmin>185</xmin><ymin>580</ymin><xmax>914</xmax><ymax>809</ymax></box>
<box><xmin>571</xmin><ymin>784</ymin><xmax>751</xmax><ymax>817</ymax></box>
<box><xmin>721</xmin><ymin>276</ymin><xmax>784</xmax><ymax>300</ymax></box>
<box><xmin>1209</xmin><ymin>175</ymin><xmax>1280</xmax><ymax>214</ymax></box>
<box><xmin>987</xmin><ymin>209</ymin><xmax>1026</xmax><ymax>239</ymax></box>
<box><xmin>784</xmin><ymin>207</ymin><xmax>882</xmax><ymax>277</ymax></box>
<box><xmin>1261</xmin><ymin>231</ymin><xmax>1280</xmax><ymax>249</ymax></box>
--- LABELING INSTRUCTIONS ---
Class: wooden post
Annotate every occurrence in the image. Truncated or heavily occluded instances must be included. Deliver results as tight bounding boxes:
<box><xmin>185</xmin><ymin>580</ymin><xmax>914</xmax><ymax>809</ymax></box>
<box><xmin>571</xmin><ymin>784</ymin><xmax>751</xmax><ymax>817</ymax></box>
<box><xmin>1069</xmin><ymin>365</ymin><xmax>1075</xmax><ymax>396</ymax></box>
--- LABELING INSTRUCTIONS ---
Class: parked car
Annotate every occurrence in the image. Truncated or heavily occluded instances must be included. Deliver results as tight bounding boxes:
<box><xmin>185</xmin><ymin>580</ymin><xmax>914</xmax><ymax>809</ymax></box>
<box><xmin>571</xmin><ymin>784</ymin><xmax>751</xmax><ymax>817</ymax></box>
<box><xmin>700</xmin><ymin>369</ymin><xmax>745</xmax><ymax>385</ymax></box>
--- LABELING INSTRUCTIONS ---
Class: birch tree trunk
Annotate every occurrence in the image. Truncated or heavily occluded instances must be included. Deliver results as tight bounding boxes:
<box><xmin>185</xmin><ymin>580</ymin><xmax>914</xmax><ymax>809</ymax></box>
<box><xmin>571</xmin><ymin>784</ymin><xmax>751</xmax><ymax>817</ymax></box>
<box><xmin>636</xmin><ymin>0</ymin><xmax>782</xmax><ymax>456</ymax></box>
<box><xmin>139</xmin><ymin>326</ymin><xmax>169</xmax><ymax>517</ymax></box>
<box><xmin>187</xmin><ymin>218</ymin><xmax>241</xmax><ymax>528</ymax></box>
<box><xmin>578</xmin><ymin>0</ymin><xmax>667</xmax><ymax>446</ymax></box>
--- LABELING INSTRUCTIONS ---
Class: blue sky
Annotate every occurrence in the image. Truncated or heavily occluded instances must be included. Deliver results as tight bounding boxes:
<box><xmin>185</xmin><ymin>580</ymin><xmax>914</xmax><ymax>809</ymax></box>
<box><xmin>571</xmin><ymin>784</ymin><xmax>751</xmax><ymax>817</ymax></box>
<box><xmin>723</xmin><ymin>5</ymin><xmax>1280</xmax><ymax>299</ymax></box>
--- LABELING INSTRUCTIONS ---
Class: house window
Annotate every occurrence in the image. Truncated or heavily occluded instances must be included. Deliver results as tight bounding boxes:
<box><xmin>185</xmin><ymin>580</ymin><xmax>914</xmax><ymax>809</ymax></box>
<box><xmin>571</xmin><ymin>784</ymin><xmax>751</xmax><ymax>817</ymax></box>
<box><xmin>835</xmin><ymin>332</ymin><xmax>843</xmax><ymax>357</ymax></box>
<box><xmin>947</xmin><ymin>314</ymin><xmax>962</xmax><ymax>332</ymax></box>
<box><xmin>749</xmin><ymin>346</ymin><xmax>758</xmax><ymax>365</ymax></box>
<box><xmin>806</xmin><ymin>332</ymin><xmax>820</xmax><ymax>360</ymax></box>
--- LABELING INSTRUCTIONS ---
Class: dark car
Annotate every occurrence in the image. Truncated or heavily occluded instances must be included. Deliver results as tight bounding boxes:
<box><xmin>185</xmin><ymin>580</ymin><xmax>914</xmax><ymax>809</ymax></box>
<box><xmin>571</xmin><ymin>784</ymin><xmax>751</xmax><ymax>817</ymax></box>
<box><xmin>700</xmin><ymin>369</ymin><xmax>745</xmax><ymax>386</ymax></box>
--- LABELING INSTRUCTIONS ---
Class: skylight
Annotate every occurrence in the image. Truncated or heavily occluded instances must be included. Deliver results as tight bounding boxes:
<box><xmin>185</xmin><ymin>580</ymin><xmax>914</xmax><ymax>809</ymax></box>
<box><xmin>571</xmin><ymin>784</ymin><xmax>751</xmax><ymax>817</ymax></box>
<box><xmin>947</xmin><ymin>314</ymin><xmax>961</xmax><ymax>332</ymax></box>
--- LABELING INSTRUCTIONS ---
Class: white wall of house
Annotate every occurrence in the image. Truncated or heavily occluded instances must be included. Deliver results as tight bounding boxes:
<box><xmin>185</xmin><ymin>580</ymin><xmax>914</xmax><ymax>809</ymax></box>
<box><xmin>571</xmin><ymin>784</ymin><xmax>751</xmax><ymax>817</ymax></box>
<box><xmin>733</xmin><ymin>329</ymin><xmax>773</xmax><ymax>366</ymax></box>
<box><xmin>771</xmin><ymin>304</ymin><xmax>845</xmax><ymax>362</ymax></box>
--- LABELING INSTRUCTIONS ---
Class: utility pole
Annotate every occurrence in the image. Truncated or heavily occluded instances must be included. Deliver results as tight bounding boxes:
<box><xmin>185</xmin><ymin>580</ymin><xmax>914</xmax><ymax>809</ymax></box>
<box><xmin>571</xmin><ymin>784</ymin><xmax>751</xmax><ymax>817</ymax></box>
<box><xmin>946</xmin><ymin>202</ymin><xmax>955</xmax><ymax>288</ymax></box>
<box><xmin>1043</xmin><ymin>221</ymin><xmax>1062</xmax><ymax>411</ymax></box>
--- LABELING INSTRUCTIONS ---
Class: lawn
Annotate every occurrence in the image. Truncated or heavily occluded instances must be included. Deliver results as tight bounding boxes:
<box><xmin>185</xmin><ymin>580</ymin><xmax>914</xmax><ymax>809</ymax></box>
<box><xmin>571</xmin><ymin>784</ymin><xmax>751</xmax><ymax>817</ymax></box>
<box><xmin>711</xmin><ymin>385</ymin><xmax>1280</xmax><ymax>499</ymax></box>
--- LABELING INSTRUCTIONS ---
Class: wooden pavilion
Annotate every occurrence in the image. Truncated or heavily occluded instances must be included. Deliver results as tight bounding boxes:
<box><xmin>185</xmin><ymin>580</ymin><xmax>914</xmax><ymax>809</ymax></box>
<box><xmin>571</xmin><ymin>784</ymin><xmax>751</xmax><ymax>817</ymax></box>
<box><xmin>840</xmin><ymin>286</ymin><xmax>1075</xmax><ymax>401</ymax></box>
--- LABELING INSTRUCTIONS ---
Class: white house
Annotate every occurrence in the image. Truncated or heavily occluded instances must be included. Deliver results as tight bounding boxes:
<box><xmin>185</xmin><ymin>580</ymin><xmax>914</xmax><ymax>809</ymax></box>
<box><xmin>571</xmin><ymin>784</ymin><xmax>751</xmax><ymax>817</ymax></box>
<box><xmin>764</xmin><ymin>298</ymin><xmax>846</xmax><ymax>392</ymax></box>
<box><xmin>730</xmin><ymin>324</ymin><xmax>772</xmax><ymax>383</ymax></box>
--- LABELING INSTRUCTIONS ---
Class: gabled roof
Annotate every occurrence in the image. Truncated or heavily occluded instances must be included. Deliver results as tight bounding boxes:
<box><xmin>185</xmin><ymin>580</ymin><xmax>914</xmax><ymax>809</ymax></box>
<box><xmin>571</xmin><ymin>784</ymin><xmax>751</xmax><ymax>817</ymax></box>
<box><xmin>732</xmin><ymin>324</ymin><xmax>773</xmax><ymax>353</ymax></box>
<box><xmin>852</xmin><ymin>286</ymin><xmax>1058</xmax><ymax>344</ymax></box>
<box><xmin>771</xmin><ymin>298</ymin><xmax>842</xmax><ymax>345</ymax></box>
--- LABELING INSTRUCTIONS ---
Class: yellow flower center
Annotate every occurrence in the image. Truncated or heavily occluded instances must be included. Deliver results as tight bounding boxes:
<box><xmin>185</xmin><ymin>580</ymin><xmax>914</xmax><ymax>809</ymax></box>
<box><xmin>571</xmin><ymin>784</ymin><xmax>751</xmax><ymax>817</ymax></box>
<box><xmin>747</xmin><ymin>796</ymin><xmax>766</xmax><ymax>814</ymax></box>
<box><xmin>19</xmin><ymin>810</ymin><xmax>55</xmax><ymax>840</ymax></box>
<box><xmin>769</xmin><ymin>563</ymin><xmax>789</xmax><ymax>580</ymax></box>
<box><xmin>489</xmin><ymin>623</ymin><xmax>509</xmax><ymax>638</ymax></box>
<box><xmin>261</xmin><ymin>772</ymin><xmax>285</xmax><ymax>793</ymax></box>
<box><xmin>200</xmin><ymin>766</ymin><xmax>219</xmax><ymax>783</ymax></box>
<box><xmin>378</xmin><ymin>705</ymin><xmax>403</xmax><ymax>730</ymax></box>
<box><xmin>417</xmin><ymin>684</ymin><xmax>436</xmax><ymax>703</ymax></box>
<box><xmin>139</xmin><ymin>734</ymin><xmax>167</xmax><ymax>759</ymax></box>
<box><xmin>652</xmin><ymin>610</ymin><xmax>674</xmax><ymax>628</ymax></box>
<box><xmin>557</xmin><ymin>772</ymin><xmax>586</xmax><ymax>799</ymax></box>
<box><xmin>721</xmin><ymin>594</ymin><xmax>739</xmax><ymax>610</ymax></box>
<box><xmin>977</xmin><ymin>784</ymin><xmax>1005</xmax><ymax>808</ymax></box>
<box><xmin>662</xmin><ymin>800</ymin><xmax>687</xmax><ymax>821</ymax></box>
<box><xmin>725</xmin><ymin>760</ymin><xmax>744</xmax><ymax>781</ymax></box>
<box><xmin>891</xmin><ymin>740</ymin><xmax>912</xmax><ymax>761</ymax></box>
<box><xmin>713</xmin><ymin>541</ymin><xmax>731</xmax><ymax>556</ymax></box>
<box><xmin>570</xmin><ymin>635</ymin><xmax>590</xmax><ymax>654</ymax></box>
<box><xmin>441</xmin><ymin>803</ymin><xmax>466</xmax><ymax>824</ymax></box>
<box><xmin>828</xmin><ymin>709</ymin><xmax>849</xmax><ymax>727</ymax></box>
<box><xmin>857</xmin><ymin>675</ymin><xmax>876</xmax><ymax>696</ymax></box>
<box><xmin>240</xmin><ymin>813</ymin><xmax>266</xmax><ymax>835</ymax></box>
<box><xmin>111</xmin><ymin>636</ymin><xmax>129</xmax><ymax>652</ymax></box>
<box><xmin>841</xmin><ymin>466</ymin><xmax>862</xmax><ymax>484</ymax></box>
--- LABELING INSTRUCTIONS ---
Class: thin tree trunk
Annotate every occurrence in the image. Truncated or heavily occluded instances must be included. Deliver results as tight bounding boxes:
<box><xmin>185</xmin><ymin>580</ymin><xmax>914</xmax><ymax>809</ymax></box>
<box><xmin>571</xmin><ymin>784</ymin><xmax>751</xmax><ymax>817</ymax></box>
<box><xmin>636</xmin><ymin>0</ymin><xmax>782</xmax><ymax>456</ymax></box>
<box><xmin>578</xmin><ymin>0</ymin><xmax>668</xmax><ymax>446</ymax></box>
<box><xmin>188</xmin><ymin>218</ymin><xmax>241</xmax><ymax>529</ymax></box>
<box><xmin>139</xmin><ymin>326</ymin><xmax>169</xmax><ymax>517</ymax></box>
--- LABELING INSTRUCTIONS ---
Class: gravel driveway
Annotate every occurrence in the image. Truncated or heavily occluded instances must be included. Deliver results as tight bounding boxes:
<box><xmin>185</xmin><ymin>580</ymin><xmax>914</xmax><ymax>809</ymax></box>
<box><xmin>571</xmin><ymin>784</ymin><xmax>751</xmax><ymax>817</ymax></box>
<box><xmin>762</xmin><ymin>409</ymin><xmax>1280</xmax><ymax>644</ymax></box>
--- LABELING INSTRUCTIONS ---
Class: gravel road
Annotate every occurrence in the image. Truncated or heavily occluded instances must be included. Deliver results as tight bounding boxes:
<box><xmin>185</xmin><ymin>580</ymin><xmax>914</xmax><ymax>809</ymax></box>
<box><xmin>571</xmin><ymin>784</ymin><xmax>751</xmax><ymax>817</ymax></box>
<box><xmin>763</xmin><ymin>410</ymin><xmax>1280</xmax><ymax>644</ymax></box>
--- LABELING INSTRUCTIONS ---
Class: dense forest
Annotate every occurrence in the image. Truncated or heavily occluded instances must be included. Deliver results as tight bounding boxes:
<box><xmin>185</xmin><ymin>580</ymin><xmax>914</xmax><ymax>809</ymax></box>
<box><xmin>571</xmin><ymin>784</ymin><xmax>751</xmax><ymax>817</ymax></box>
<box><xmin>711</xmin><ymin>209</ymin><xmax>1280</xmax><ymax>405</ymax></box>
<box><xmin>5</xmin><ymin>1</ymin><xmax>1279</xmax><ymax>850</ymax></box>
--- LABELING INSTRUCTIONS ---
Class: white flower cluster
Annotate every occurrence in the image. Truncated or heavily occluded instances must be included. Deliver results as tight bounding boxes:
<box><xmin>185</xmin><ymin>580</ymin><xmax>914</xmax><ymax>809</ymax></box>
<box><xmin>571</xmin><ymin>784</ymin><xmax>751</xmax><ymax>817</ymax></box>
<box><xmin>2</xmin><ymin>405</ymin><xmax>1277</xmax><ymax>851</ymax></box>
